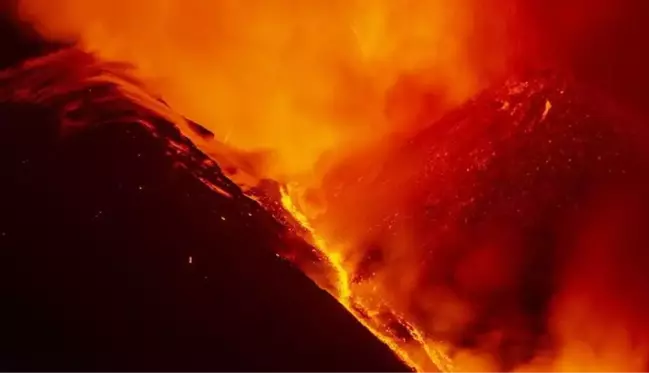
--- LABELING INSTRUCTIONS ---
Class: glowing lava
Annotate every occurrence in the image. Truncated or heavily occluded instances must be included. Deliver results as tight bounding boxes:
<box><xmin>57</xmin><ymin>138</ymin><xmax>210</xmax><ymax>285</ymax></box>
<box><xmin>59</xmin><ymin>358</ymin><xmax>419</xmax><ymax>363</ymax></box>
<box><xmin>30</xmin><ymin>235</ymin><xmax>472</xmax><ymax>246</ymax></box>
<box><xmin>280</xmin><ymin>184</ymin><xmax>452</xmax><ymax>372</ymax></box>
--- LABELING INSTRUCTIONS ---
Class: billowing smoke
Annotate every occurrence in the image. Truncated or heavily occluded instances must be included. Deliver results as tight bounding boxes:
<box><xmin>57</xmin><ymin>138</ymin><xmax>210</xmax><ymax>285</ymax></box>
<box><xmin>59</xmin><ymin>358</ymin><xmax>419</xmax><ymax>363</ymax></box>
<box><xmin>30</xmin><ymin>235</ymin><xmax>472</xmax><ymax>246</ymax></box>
<box><xmin>15</xmin><ymin>0</ymin><xmax>646</xmax><ymax>179</ymax></box>
<box><xmin>15</xmin><ymin>0</ymin><xmax>523</xmax><ymax>182</ymax></box>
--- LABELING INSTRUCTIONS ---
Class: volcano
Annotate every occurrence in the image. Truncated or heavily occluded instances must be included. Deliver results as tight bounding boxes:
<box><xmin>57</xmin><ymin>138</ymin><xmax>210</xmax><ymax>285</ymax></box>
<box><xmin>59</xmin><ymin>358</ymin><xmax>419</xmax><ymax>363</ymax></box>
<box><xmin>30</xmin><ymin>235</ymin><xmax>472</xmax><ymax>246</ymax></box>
<box><xmin>2</xmin><ymin>13</ymin><xmax>649</xmax><ymax>371</ymax></box>
<box><xmin>0</xmin><ymin>47</ymin><xmax>409</xmax><ymax>372</ymax></box>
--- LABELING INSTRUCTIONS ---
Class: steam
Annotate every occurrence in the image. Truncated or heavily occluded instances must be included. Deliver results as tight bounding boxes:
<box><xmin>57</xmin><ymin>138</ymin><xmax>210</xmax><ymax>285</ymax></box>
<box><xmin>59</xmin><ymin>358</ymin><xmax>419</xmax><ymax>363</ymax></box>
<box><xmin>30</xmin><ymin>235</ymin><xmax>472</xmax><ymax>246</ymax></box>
<box><xmin>17</xmin><ymin>0</ymin><xmax>517</xmax><ymax>181</ymax></box>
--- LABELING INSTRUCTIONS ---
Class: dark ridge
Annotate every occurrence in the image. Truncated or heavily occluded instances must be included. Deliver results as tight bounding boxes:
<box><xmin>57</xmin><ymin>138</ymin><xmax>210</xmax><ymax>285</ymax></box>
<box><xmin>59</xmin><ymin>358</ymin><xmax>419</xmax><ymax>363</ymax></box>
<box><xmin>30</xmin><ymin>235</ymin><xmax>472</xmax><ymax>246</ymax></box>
<box><xmin>0</xmin><ymin>52</ymin><xmax>409</xmax><ymax>372</ymax></box>
<box><xmin>187</xmin><ymin>119</ymin><xmax>216</xmax><ymax>140</ymax></box>
<box><xmin>0</xmin><ymin>0</ymin><xmax>67</xmax><ymax>70</ymax></box>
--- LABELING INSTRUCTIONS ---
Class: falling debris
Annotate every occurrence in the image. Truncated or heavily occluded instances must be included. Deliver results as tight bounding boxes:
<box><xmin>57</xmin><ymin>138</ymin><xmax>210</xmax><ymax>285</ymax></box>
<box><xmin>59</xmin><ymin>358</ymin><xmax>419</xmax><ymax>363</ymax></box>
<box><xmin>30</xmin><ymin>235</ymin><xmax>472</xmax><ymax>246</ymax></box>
<box><xmin>541</xmin><ymin>99</ymin><xmax>552</xmax><ymax>121</ymax></box>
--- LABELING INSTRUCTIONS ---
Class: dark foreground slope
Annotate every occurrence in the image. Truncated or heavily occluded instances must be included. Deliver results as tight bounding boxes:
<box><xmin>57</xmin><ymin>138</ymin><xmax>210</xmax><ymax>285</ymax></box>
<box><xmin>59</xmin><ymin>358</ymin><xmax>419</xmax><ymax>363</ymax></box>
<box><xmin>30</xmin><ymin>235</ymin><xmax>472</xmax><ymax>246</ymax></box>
<box><xmin>0</xmin><ymin>50</ymin><xmax>408</xmax><ymax>372</ymax></box>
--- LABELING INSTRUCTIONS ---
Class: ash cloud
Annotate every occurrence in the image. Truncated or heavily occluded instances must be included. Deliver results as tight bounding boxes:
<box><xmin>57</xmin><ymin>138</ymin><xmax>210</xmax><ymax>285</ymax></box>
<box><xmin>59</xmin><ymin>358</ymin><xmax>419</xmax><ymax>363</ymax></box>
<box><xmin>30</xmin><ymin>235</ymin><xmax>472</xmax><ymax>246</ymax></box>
<box><xmin>13</xmin><ymin>0</ymin><xmax>512</xmax><ymax>181</ymax></box>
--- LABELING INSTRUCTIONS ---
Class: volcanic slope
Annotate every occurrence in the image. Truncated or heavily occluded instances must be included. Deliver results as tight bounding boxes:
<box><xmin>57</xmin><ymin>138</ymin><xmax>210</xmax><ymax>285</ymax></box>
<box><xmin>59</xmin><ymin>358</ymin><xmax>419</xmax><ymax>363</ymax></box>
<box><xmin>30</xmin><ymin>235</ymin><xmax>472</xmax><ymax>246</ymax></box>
<box><xmin>0</xmin><ymin>48</ymin><xmax>410</xmax><ymax>372</ymax></box>
<box><xmin>310</xmin><ymin>71</ymin><xmax>649</xmax><ymax>371</ymax></box>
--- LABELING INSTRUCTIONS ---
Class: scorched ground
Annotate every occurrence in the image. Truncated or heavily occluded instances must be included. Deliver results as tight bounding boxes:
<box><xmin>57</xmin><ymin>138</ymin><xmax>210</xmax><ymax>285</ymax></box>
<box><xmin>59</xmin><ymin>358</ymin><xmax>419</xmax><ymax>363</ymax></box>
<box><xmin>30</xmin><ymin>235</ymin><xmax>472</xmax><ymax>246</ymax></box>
<box><xmin>0</xmin><ymin>43</ymin><xmax>409</xmax><ymax>371</ymax></box>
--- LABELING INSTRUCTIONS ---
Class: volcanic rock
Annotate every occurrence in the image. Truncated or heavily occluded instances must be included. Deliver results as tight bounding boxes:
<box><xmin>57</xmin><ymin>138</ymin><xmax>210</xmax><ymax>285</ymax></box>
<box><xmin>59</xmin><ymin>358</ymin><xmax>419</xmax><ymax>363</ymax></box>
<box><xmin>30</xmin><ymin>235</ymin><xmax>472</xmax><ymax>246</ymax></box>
<box><xmin>0</xmin><ymin>48</ymin><xmax>409</xmax><ymax>372</ymax></box>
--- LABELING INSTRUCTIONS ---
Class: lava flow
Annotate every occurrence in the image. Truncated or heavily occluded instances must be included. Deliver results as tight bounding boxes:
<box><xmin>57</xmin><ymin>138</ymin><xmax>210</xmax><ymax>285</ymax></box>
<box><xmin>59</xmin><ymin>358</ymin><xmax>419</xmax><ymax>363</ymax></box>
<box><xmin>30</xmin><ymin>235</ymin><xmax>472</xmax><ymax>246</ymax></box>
<box><xmin>274</xmin><ymin>69</ymin><xmax>649</xmax><ymax>371</ymax></box>
<box><xmin>279</xmin><ymin>184</ymin><xmax>451</xmax><ymax>372</ymax></box>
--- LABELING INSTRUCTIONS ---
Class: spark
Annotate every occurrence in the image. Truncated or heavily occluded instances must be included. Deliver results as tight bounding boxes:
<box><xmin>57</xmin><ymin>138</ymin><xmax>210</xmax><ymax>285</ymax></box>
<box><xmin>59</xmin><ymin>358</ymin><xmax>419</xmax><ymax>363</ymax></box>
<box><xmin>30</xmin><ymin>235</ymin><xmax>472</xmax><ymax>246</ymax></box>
<box><xmin>541</xmin><ymin>99</ymin><xmax>552</xmax><ymax>121</ymax></box>
<box><xmin>223</xmin><ymin>128</ymin><xmax>233</xmax><ymax>144</ymax></box>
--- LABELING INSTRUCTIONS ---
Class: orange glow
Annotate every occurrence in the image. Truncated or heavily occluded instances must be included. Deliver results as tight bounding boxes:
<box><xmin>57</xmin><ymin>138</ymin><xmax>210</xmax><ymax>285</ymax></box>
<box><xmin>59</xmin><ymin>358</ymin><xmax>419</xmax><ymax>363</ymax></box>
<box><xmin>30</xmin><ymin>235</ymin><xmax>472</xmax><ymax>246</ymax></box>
<box><xmin>15</xmin><ymin>0</ymin><xmax>649</xmax><ymax>371</ymax></box>
<box><xmin>280</xmin><ymin>184</ymin><xmax>452</xmax><ymax>372</ymax></box>
<box><xmin>18</xmin><ymin>0</ymin><xmax>513</xmax><ymax>182</ymax></box>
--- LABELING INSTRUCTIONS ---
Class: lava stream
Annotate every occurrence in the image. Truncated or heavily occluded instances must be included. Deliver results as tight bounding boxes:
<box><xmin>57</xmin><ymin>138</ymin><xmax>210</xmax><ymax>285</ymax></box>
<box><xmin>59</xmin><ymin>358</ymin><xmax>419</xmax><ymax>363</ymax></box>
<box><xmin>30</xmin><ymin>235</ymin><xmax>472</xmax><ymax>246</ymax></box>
<box><xmin>279</xmin><ymin>184</ymin><xmax>452</xmax><ymax>372</ymax></box>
